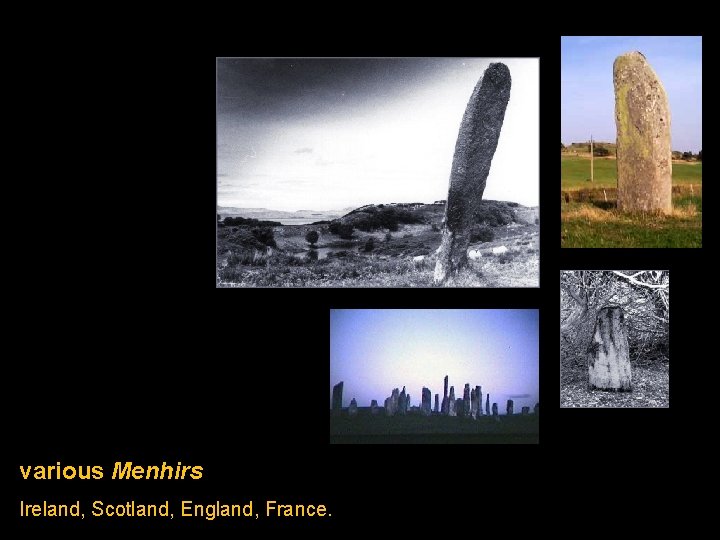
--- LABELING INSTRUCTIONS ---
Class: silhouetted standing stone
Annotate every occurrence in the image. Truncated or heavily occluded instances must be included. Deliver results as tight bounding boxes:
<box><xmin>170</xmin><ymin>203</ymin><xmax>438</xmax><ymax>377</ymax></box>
<box><xmin>398</xmin><ymin>387</ymin><xmax>408</xmax><ymax>416</ymax></box>
<box><xmin>434</xmin><ymin>63</ymin><xmax>512</xmax><ymax>284</ymax></box>
<box><xmin>463</xmin><ymin>384</ymin><xmax>471</xmax><ymax>417</ymax></box>
<box><xmin>444</xmin><ymin>375</ymin><xmax>448</xmax><ymax>398</ymax></box>
<box><xmin>475</xmin><ymin>386</ymin><xmax>482</xmax><ymax>416</ymax></box>
<box><xmin>332</xmin><ymin>382</ymin><xmax>343</xmax><ymax>415</ymax></box>
<box><xmin>588</xmin><ymin>306</ymin><xmax>632</xmax><ymax>391</ymax></box>
<box><xmin>448</xmin><ymin>386</ymin><xmax>457</xmax><ymax>417</ymax></box>
<box><xmin>614</xmin><ymin>51</ymin><xmax>672</xmax><ymax>214</ymax></box>
<box><xmin>456</xmin><ymin>398</ymin><xmax>464</xmax><ymax>416</ymax></box>
<box><xmin>434</xmin><ymin>394</ymin><xmax>439</xmax><ymax>413</ymax></box>
<box><xmin>349</xmin><ymin>398</ymin><xmax>358</xmax><ymax>416</ymax></box>
<box><xmin>534</xmin><ymin>402</ymin><xmax>539</xmax><ymax>415</ymax></box>
<box><xmin>485</xmin><ymin>394</ymin><xmax>490</xmax><ymax>416</ymax></box>
<box><xmin>492</xmin><ymin>402</ymin><xmax>499</xmax><ymax>421</ymax></box>
<box><xmin>371</xmin><ymin>399</ymin><xmax>379</xmax><ymax>415</ymax></box>
<box><xmin>521</xmin><ymin>406</ymin><xmax>529</xmax><ymax>415</ymax></box>
<box><xmin>421</xmin><ymin>387</ymin><xmax>432</xmax><ymax>416</ymax></box>
<box><xmin>506</xmin><ymin>399</ymin><xmax>514</xmax><ymax>416</ymax></box>
<box><xmin>385</xmin><ymin>388</ymin><xmax>400</xmax><ymax>416</ymax></box>
<box><xmin>470</xmin><ymin>389</ymin><xmax>477</xmax><ymax>419</ymax></box>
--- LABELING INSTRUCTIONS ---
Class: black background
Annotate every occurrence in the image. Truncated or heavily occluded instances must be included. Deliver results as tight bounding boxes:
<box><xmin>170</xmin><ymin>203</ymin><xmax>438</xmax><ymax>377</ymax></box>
<box><xmin>11</xmin><ymin>24</ymin><xmax>705</xmax><ymax>534</ymax></box>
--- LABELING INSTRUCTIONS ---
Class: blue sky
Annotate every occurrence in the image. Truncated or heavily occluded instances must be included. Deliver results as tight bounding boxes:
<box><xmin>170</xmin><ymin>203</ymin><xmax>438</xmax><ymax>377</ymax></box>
<box><xmin>330</xmin><ymin>309</ymin><xmax>539</xmax><ymax>415</ymax></box>
<box><xmin>561</xmin><ymin>36</ymin><xmax>702</xmax><ymax>153</ymax></box>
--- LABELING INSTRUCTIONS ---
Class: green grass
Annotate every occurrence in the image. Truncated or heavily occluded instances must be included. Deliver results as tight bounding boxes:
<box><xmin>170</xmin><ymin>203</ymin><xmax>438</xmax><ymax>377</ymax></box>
<box><xmin>561</xmin><ymin>155</ymin><xmax>702</xmax><ymax>190</ymax></box>
<box><xmin>561</xmin><ymin>195</ymin><xmax>702</xmax><ymax>248</ymax></box>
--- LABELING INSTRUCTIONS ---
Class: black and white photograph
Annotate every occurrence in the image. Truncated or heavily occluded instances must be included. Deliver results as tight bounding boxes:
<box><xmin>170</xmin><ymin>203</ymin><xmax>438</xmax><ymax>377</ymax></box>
<box><xmin>330</xmin><ymin>309</ymin><xmax>539</xmax><ymax>443</ymax></box>
<box><xmin>216</xmin><ymin>58</ymin><xmax>539</xmax><ymax>287</ymax></box>
<box><xmin>560</xmin><ymin>270</ymin><xmax>669</xmax><ymax>408</ymax></box>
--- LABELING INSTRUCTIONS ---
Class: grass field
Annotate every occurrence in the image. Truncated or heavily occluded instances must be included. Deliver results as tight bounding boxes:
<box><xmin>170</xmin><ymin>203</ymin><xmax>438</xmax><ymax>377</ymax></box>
<box><xmin>561</xmin><ymin>155</ymin><xmax>702</xmax><ymax>247</ymax></box>
<box><xmin>561</xmin><ymin>155</ymin><xmax>702</xmax><ymax>189</ymax></box>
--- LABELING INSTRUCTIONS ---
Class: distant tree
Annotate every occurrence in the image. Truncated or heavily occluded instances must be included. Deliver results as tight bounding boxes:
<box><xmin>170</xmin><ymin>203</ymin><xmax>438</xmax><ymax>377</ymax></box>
<box><xmin>364</xmin><ymin>237</ymin><xmax>375</xmax><ymax>252</ymax></box>
<box><xmin>682</xmin><ymin>151</ymin><xmax>693</xmax><ymax>161</ymax></box>
<box><xmin>250</xmin><ymin>227</ymin><xmax>276</xmax><ymax>248</ymax></box>
<box><xmin>336</xmin><ymin>223</ymin><xmax>354</xmax><ymax>239</ymax></box>
<box><xmin>305</xmin><ymin>230</ymin><xmax>319</xmax><ymax>246</ymax></box>
<box><xmin>698</xmin><ymin>150</ymin><xmax>702</xmax><ymax>161</ymax></box>
<box><xmin>305</xmin><ymin>249</ymin><xmax>318</xmax><ymax>261</ymax></box>
<box><xmin>593</xmin><ymin>147</ymin><xmax>610</xmax><ymax>157</ymax></box>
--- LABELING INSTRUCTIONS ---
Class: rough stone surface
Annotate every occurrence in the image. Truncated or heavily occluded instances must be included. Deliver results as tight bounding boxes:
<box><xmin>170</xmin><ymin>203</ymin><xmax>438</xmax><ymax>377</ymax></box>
<box><xmin>588</xmin><ymin>306</ymin><xmax>632</xmax><ymax>391</ymax></box>
<box><xmin>485</xmin><ymin>394</ymin><xmax>490</xmax><ymax>416</ymax></box>
<box><xmin>521</xmin><ymin>406</ymin><xmax>529</xmax><ymax>415</ymax></box>
<box><xmin>614</xmin><ymin>51</ymin><xmax>672</xmax><ymax>213</ymax></box>
<box><xmin>506</xmin><ymin>399</ymin><xmax>514</xmax><ymax>416</ymax></box>
<box><xmin>349</xmin><ymin>398</ymin><xmax>358</xmax><ymax>416</ymax></box>
<box><xmin>332</xmin><ymin>381</ymin><xmax>343</xmax><ymax>414</ymax></box>
<box><xmin>434</xmin><ymin>394</ymin><xmax>439</xmax><ymax>413</ymax></box>
<box><xmin>448</xmin><ymin>386</ymin><xmax>457</xmax><ymax>417</ymax></box>
<box><xmin>434</xmin><ymin>63</ymin><xmax>512</xmax><ymax>284</ymax></box>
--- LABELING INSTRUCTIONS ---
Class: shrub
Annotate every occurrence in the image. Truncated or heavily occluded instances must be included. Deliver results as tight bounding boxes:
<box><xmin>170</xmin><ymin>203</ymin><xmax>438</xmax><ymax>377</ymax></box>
<box><xmin>251</xmin><ymin>227</ymin><xmax>277</xmax><ymax>248</ymax></box>
<box><xmin>593</xmin><ymin>147</ymin><xmax>610</xmax><ymax>157</ymax></box>
<box><xmin>470</xmin><ymin>225</ymin><xmax>495</xmax><ymax>243</ymax></box>
<box><xmin>336</xmin><ymin>223</ymin><xmax>354</xmax><ymax>239</ymax></box>
<box><xmin>364</xmin><ymin>237</ymin><xmax>375</xmax><ymax>252</ymax></box>
<box><xmin>305</xmin><ymin>230</ymin><xmax>319</xmax><ymax>246</ymax></box>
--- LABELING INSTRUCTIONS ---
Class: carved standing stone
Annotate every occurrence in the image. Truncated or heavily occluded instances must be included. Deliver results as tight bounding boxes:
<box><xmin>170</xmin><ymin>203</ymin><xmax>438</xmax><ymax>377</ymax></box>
<box><xmin>332</xmin><ymin>381</ymin><xmax>343</xmax><ymax>415</ymax></box>
<box><xmin>588</xmin><ymin>306</ymin><xmax>632</xmax><ymax>391</ymax></box>
<box><xmin>348</xmin><ymin>398</ymin><xmax>358</xmax><ymax>416</ymax></box>
<box><xmin>614</xmin><ymin>51</ymin><xmax>672</xmax><ymax>213</ymax></box>
<box><xmin>434</xmin><ymin>63</ymin><xmax>511</xmax><ymax>284</ymax></box>
<box><xmin>506</xmin><ymin>399</ymin><xmax>514</xmax><ymax>416</ymax></box>
<box><xmin>422</xmin><ymin>387</ymin><xmax>432</xmax><ymax>416</ymax></box>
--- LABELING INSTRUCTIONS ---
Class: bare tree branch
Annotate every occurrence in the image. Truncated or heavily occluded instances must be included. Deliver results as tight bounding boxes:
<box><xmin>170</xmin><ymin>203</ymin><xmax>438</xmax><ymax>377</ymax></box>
<box><xmin>612</xmin><ymin>271</ymin><xmax>669</xmax><ymax>289</ymax></box>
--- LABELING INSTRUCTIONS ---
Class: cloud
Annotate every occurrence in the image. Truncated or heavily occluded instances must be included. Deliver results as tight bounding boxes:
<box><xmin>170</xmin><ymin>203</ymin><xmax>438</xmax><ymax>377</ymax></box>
<box><xmin>507</xmin><ymin>394</ymin><xmax>531</xmax><ymax>399</ymax></box>
<box><xmin>294</xmin><ymin>147</ymin><xmax>314</xmax><ymax>154</ymax></box>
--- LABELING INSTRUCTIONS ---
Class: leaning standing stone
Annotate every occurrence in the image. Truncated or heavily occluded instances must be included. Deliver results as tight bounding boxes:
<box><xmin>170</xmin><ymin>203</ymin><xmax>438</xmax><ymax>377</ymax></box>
<box><xmin>614</xmin><ymin>51</ymin><xmax>672</xmax><ymax>213</ymax></box>
<box><xmin>434</xmin><ymin>63</ymin><xmax>512</xmax><ymax>284</ymax></box>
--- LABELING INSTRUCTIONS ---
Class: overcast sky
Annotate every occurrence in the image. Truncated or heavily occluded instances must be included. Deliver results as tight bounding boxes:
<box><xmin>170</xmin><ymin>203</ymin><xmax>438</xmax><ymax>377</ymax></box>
<box><xmin>330</xmin><ymin>309</ymin><xmax>539</xmax><ymax>414</ymax></box>
<box><xmin>561</xmin><ymin>36</ymin><xmax>702</xmax><ymax>152</ymax></box>
<box><xmin>218</xmin><ymin>58</ymin><xmax>538</xmax><ymax>211</ymax></box>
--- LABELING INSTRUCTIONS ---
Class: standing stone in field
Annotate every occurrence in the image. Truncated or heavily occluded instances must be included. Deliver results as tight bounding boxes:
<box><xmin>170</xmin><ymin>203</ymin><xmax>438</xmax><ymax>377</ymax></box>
<box><xmin>475</xmin><ymin>386</ymin><xmax>482</xmax><ymax>416</ymax></box>
<box><xmin>534</xmin><ymin>402</ymin><xmax>539</xmax><ymax>415</ymax></box>
<box><xmin>448</xmin><ymin>386</ymin><xmax>457</xmax><ymax>417</ymax></box>
<box><xmin>434</xmin><ymin>63</ymin><xmax>512</xmax><ymax>285</ymax></box>
<box><xmin>332</xmin><ymin>381</ymin><xmax>343</xmax><ymax>415</ymax></box>
<box><xmin>441</xmin><ymin>375</ymin><xmax>449</xmax><ymax>415</ymax></box>
<box><xmin>434</xmin><ymin>394</ymin><xmax>439</xmax><ymax>413</ymax></box>
<box><xmin>521</xmin><ymin>406</ymin><xmax>530</xmax><ymax>415</ymax></box>
<box><xmin>614</xmin><ymin>51</ymin><xmax>672</xmax><ymax>214</ymax></box>
<box><xmin>422</xmin><ymin>387</ymin><xmax>432</xmax><ymax>416</ymax></box>
<box><xmin>470</xmin><ymin>389</ymin><xmax>477</xmax><ymax>419</ymax></box>
<box><xmin>406</xmin><ymin>394</ymin><xmax>411</xmax><ymax>412</ymax></box>
<box><xmin>506</xmin><ymin>399</ymin><xmax>514</xmax><ymax>416</ymax></box>
<box><xmin>492</xmin><ymin>402</ymin><xmax>499</xmax><ymax>421</ymax></box>
<box><xmin>348</xmin><ymin>398</ymin><xmax>358</xmax><ymax>416</ymax></box>
<box><xmin>371</xmin><ymin>399</ymin><xmax>379</xmax><ymax>415</ymax></box>
<box><xmin>456</xmin><ymin>398</ymin><xmax>464</xmax><ymax>416</ymax></box>
<box><xmin>398</xmin><ymin>387</ymin><xmax>408</xmax><ymax>416</ymax></box>
<box><xmin>588</xmin><ymin>306</ymin><xmax>632</xmax><ymax>391</ymax></box>
<box><xmin>485</xmin><ymin>393</ymin><xmax>490</xmax><ymax>416</ymax></box>
<box><xmin>463</xmin><ymin>384</ymin><xmax>471</xmax><ymax>417</ymax></box>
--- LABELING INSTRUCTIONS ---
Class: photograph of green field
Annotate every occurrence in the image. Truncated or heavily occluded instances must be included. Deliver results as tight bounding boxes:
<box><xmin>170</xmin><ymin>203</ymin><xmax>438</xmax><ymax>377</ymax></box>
<box><xmin>561</xmin><ymin>36</ymin><xmax>701</xmax><ymax>248</ymax></box>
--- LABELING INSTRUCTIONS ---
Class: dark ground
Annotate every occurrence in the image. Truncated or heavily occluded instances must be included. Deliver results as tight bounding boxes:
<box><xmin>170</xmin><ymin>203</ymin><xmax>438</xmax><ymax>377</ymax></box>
<box><xmin>329</xmin><ymin>414</ymin><xmax>539</xmax><ymax>444</ymax></box>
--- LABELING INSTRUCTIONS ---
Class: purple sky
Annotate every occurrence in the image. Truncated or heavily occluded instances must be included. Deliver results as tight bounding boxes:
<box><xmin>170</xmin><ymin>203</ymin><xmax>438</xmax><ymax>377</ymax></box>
<box><xmin>330</xmin><ymin>309</ymin><xmax>539</xmax><ymax>414</ymax></box>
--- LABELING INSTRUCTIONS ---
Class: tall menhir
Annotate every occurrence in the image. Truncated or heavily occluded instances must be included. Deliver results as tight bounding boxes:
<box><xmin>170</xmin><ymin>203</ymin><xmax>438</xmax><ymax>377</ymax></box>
<box><xmin>434</xmin><ymin>63</ymin><xmax>511</xmax><ymax>285</ymax></box>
